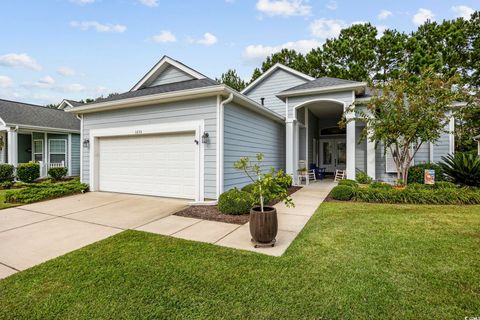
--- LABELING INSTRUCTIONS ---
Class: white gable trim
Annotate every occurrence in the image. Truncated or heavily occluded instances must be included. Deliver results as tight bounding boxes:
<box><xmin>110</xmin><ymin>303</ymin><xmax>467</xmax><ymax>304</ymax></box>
<box><xmin>58</xmin><ymin>99</ymin><xmax>74</xmax><ymax>110</ymax></box>
<box><xmin>131</xmin><ymin>56</ymin><xmax>206</xmax><ymax>91</ymax></box>
<box><xmin>241</xmin><ymin>63</ymin><xmax>314</xmax><ymax>95</ymax></box>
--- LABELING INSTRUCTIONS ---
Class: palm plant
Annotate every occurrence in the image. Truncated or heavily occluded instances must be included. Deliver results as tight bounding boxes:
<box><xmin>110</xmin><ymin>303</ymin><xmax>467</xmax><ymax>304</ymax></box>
<box><xmin>439</xmin><ymin>153</ymin><xmax>480</xmax><ymax>187</ymax></box>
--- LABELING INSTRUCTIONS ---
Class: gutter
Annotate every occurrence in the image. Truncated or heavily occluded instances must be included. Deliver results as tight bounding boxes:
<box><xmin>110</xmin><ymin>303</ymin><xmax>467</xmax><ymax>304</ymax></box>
<box><xmin>4</xmin><ymin>123</ymin><xmax>80</xmax><ymax>133</ymax></box>
<box><xmin>277</xmin><ymin>82</ymin><xmax>367</xmax><ymax>99</ymax></box>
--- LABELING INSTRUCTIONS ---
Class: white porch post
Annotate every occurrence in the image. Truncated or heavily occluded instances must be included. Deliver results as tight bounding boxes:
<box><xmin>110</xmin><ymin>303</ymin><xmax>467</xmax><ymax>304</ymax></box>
<box><xmin>7</xmin><ymin>128</ymin><xmax>18</xmax><ymax>167</ymax></box>
<box><xmin>286</xmin><ymin>119</ymin><xmax>295</xmax><ymax>177</ymax></box>
<box><xmin>366</xmin><ymin>130</ymin><xmax>376</xmax><ymax>180</ymax></box>
<box><xmin>345</xmin><ymin>111</ymin><xmax>356</xmax><ymax>180</ymax></box>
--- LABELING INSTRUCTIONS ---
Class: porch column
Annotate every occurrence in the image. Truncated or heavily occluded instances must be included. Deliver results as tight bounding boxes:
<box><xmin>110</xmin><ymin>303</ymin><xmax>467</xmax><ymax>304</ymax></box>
<box><xmin>366</xmin><ymin>130</ymin><xmax>376</xmax><ymax>180</ymax></box>
<box><xmin>345</xmin><ymin>113</ymin><xmax>356</xmax><ymax>180</ymax></box>
<box><xmin>7</xmin><ymin>128</ymin><xmax>18</xmax><ymax>166</ymax></box>
<box><xmin>286</xmin><ymin>119</ymin><xmax>295</xmax><ymax>177</ymax></box>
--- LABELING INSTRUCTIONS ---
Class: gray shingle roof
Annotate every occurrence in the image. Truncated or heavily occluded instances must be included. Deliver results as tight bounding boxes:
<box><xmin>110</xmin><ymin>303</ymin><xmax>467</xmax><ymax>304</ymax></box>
<box><xmin>78</xmin><ymin>78</ymin><xmax>219</xmax><ymax>107</ymax></box>
<box><xmin>281</xmin><ymin>77</ymin><xmax>364</xmax><ymax>93</ymax></box>
<box><xmin>0</xmin><ymin>99</ymin><xmax>80</xmax><ymax>131</ymax></box>
<box><xmin>65</xmin><ymin>99</ymin><xmax>83</xmax><ymax>107</ymax></box>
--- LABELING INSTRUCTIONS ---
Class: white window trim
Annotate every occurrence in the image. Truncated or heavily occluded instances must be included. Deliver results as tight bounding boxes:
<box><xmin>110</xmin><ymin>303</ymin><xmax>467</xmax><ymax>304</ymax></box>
<box><xmin>89</xmin><ymin>120</ymin><xmax>205</xmax><ymax>202</ymax></box>
<box><xmin>33</xmin><ymin>139</ymin><xmax>44</xmax><ymax>162</ymax></box>
<box><xmin>48</xmin><ymin>139</ymin><xmax>67</xmax><ymax>164</ymax></box>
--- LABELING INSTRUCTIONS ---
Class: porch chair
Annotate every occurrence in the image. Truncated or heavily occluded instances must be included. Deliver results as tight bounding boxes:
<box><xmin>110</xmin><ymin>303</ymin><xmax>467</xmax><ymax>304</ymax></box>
<box><xmin>334</xmin><ymin>169</ymin><xmax>346</xmax><ymax>182</ymax></box>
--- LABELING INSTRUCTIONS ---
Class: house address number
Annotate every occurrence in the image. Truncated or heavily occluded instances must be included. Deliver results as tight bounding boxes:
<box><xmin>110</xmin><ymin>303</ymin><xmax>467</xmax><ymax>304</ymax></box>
<box><xmin>134</xmin><ymin>130</ymin><xmax>143</xmax><ymax>134</ymax></box>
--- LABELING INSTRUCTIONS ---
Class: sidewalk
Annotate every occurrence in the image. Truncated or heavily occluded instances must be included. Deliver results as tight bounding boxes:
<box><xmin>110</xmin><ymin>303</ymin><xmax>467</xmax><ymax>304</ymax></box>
<box><xmin>136</xmin><ymin>180</ymin><xmax>336</xmax><ymax>256</ymax></box>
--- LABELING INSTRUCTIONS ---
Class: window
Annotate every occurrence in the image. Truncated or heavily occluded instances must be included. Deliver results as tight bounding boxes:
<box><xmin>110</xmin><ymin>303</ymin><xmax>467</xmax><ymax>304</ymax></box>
<box><xmin>33</xmin><ymin>140</ymin><xmax>43</xmax><ymax>162</ymax></box>
<box><xmin>49</xmin><ymin>139</ymin><xmax>66</xmax><ymax>164</ymax></box>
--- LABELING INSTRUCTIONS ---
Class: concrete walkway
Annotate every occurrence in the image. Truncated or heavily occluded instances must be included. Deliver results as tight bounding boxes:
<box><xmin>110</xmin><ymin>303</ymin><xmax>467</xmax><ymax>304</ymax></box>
<box><xmin>137</xmin><ymin>181</ymin><xmax>336</xmax><ymax>256</ymax></box>
<box><xmin>0</xmin><ymin>192</ymin><xmax>188</xmax><ymax>280</ymax></box>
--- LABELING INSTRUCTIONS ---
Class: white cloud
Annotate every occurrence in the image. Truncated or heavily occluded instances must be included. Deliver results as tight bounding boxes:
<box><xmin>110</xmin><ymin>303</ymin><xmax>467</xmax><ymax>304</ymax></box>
<box><xmin>378</xmin><ymin>9</ymin><xmax>392</xmax><ymax>20</ymax></box>
<box><xmin>70</xmin><ymin>21</ymin><xmax>127</xmax><ymax>33</ymax></box>
<box><xmin>57</xmin><ymin>83</ymin><xmax>86</xmax><ymax>93</ymax></box>
<box><xmin>452</xmin><ymin>5</ymin><xmax>474</xmax><ymax>19</ymax></box>
<box><xmin>0</xmin><ymin>53</ymin><xmax>42</xmax><ymax>71</ymax></box>
<box><xmin>0</xmin><ymin>75</ymin><xmax>13</xmax><ymax>88</ymax></box>
<box><xmin>70</xmin><ymin>0</ymin><xmax>95</xmax><ymax>4</ymax></box>
<box><xmin>243</xmin><ymin>39</ymin><xmax>322</xmax><ymax>62</ymax></box>
<box><xmin>197</xmin><ymin>32</ymin><xmax>218</xmax><ymax>46</ymax></box>
<box><xmin>139</xmin><ymin>0</ymin><xmax>158</xmax><ymax>7</ymax></box>
<box><xmin>326</xmin><ymin>0</ymin><xmax>337</xmax><ymax>10</ymax></box>
<box><xmin>310</xmin><ymin>19</ymin><xmax>345</xmax><ymax>39</ymax></box>
<box><xmin>57</xmin><ymin>66</ymin><xmax>76</xmax><ymax>77</ymax></box>
<box><xmin>35</xmin><ymin>75</ymin><xmax>55</xmax><ymax>88</ymax></box>
<box><xmin>412</xmin><ymin>8</ymin><xmax>435</xmax><ymax>25</ymax></box>
<box><xmin>256</xmin><ymin>0</ymin><xmax>311</xmax><ymax>17</ymax></box>
<box><xmin>151</xmin><ymin>31</ymin><xmax>176</xmax><ymax>43</ymax></box>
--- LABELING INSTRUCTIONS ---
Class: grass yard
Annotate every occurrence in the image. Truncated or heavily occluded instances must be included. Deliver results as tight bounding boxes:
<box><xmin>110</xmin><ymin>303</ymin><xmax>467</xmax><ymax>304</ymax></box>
<box><xmin>0</xmin><ymin>203</ymin><xmax>479</xmax><ymax>319</ymax></box>
<box><xmin>0</xmin><ymin>190</ymin><xmax>19</xmax><ymax>210</ymax></box>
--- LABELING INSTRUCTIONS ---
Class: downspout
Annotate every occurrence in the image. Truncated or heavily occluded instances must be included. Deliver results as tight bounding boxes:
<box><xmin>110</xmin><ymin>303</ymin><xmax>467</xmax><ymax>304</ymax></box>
<box><xmin>216</xmin><ymin>93</ymin><xmax>233</xmax><ymax>199</ymax></box>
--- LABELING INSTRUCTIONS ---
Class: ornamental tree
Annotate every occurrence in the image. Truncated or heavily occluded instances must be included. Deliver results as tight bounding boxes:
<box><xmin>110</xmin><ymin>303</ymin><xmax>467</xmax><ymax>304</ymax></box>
<box><xmin>347</xmin><ymin>69</ymin><xmax>463</xmax><ymax>184</ymax></box>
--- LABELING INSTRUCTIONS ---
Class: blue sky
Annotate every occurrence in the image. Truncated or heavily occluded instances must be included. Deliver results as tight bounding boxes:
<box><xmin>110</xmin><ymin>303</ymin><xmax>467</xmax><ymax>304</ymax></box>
<box><xmin>0</xmin><ymin>0</ymin><xmax>478</xmax><ymax>105</ymax></box>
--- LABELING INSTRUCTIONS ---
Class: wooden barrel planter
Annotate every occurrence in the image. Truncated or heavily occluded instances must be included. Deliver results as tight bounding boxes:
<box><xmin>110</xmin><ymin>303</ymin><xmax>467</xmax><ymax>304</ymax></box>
<box><xmin>249</xmin><ymin>206</ymin><xmax>278</xmax><ymax>247</ymax></box>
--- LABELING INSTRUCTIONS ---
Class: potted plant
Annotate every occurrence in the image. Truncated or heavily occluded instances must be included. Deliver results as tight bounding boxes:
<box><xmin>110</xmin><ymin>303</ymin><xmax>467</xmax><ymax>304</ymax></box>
<box><xmin>234</xmin><ymin>153</ymin><xmax>294</xmax><ymax>247</ymax></box>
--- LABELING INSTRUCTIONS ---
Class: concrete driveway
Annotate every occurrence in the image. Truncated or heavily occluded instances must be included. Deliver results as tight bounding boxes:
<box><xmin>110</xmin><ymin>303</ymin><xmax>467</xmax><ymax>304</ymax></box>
<box><xmin>0</xmin><ymin>192</ymin><xmax>188</xmax><ymax>279</ymax></box>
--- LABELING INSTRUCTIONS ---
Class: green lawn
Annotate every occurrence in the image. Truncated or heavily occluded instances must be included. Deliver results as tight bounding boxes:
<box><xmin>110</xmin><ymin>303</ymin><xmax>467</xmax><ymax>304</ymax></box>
<box><xmin>1</xmin><ymin>203</ymin><xmax>479</xmax><ymax>319</ymax></box>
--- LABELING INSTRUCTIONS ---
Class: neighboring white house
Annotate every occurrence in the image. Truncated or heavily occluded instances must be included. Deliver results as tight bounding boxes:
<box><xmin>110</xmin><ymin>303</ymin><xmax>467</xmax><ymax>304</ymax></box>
<box><xmin>66</xmin><ymin>56</ymin><xmax>455</xmax><ymax>202</ymax></box>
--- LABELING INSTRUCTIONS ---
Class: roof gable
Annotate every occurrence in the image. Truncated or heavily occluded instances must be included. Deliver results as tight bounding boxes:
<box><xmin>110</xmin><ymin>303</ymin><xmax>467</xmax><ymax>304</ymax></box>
<box><xmin>131</xmin><ymin>56</ymin><xmax>206</xmax><ymax>91</ymax></box>
<box><xmin>241</xmin><ymin>63</ymin><xmax>314</xmax><ymax>95</ymax></box>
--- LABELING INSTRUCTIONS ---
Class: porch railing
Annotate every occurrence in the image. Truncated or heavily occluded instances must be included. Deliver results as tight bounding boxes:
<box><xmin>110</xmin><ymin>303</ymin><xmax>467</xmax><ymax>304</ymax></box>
<box><xmin>38</xmin><ymin>161</ymin><xmax>65</xmax><ymax>177</ymax></box>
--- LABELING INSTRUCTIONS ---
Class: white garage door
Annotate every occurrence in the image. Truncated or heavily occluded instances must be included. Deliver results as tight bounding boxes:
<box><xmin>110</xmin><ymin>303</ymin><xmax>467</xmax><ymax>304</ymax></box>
<box><xmin>98</xmin><ymin>132</ymin><xmax>196</xmax><ymax>199</ymax></box>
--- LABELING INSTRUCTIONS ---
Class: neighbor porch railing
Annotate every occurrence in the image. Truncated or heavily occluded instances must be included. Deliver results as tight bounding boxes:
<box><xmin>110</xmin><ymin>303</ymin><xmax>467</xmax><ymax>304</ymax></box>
<box><xmin>38</xmin><ymin>161</ymin><xmax>65</xmax><ymax>177</ymax></box>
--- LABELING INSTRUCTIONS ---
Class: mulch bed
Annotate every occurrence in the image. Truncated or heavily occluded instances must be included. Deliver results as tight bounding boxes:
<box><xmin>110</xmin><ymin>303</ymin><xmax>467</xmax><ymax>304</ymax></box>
<box><xmin>174</xmin><ymin>186</ymin><xmax>303</xmax><ymax>225</ymax></box>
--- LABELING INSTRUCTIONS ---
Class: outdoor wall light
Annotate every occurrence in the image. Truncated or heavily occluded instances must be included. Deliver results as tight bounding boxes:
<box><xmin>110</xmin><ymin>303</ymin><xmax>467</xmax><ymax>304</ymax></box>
<box><xmin>201</xmin><ymin>132</ymin><xmax>209</xmax><ymax>144</ymax></box>
<box><xmin>83</xmin><ymin>139</ymin><xmax>90</xmax><ymax>148</ymax></box>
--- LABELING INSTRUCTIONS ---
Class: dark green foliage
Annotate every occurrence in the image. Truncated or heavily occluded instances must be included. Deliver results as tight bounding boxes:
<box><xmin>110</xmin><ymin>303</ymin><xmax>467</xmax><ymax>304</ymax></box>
<box><xmin>16</xmin><ymin>162</ymin><xmax>40</xmax><ymax>183</ymax></box>
<box><xmin>241</xmin><ymin>183</ymin><xmax>255</xmax><ymax>194</ymax></box>
<box><xmin>353</xmin><ymin>185</ymin><xmax>480</xmax><ymax>204</ymax></box>
<box><xmin>5</xmin><ymin>179</ymin><xmax>89</xmax><ymax>204</ymax></box>
<box><xmin>338</xmin><ymin>179</ymin><xmax>358</xmax><ymax>188</ymax></box>
<box><xmin>215</xmin><ymin>69</ymin><xmax>246</xmax><ymax>92</ymax></box>
<box><xmin>331</xmin><ymin>185</ymin><xmax>354</xmax><ymax>201</ymax></box>
<box><xmin>217</xmin><ymin>188</ymin><xmax>254</xmax><ymax>215</ymax></box>
<box><xmin>274</xmin><ymin>170</ymin><xmax>292</xmax><ymax>189</ymax></box>
<box><xmin>369</xmin><ymin>182</ymin><xmax>393</xmax><ymax>190</ymax></box>
<box><xmin>0</xmin><ymin>164</ymin><xmax>14</xmax><ymax>182</ymax></box>
<box><xmin>0</xmin><ymin>181</ymin><xmax>13</xmax><ymax>189</ymax></box>
<box><xmin>356</xmin><ymin>171</ymin><xmax>373</xmax><ymax>184</ymax></box>
<box><xmin>48</xmin><ymin>167</ymin><xmax>68</xmax><ymax>180</ymax></box>
<box><xmin>434</xmin><ymin>181</ymin><xmax>457</xmax><ymax>189</ymax></box>
<box><xmin>407</xmin><ymin>163</ymin><xmax>444</xmax><ymax>184</ymax></box>
<box><xmin>440</xmin><ymin>153</ymin><xmax>480</xmax><ymax>186</ymax></box>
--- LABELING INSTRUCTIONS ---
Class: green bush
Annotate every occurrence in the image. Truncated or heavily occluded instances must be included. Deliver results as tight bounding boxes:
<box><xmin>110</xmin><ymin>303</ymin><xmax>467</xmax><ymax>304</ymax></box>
<box><xmin>241</xmin><ymin>183</ymin><xmax>255</xmax><ymax>193</ymax></box>
<box><xmin>356</xmin><ymin>171</ymin><xmax>373</xmax><ymax>184</ymax></box>
<box><xmin>440</xmin><ymin>153</ymin><xmax>480</xmax><ymax>187</ymax></box>
<box><xmin>338</xmin><ymin>179</ymin><xmax>358</xmax><ymax>188</ymax></box>
<box><xmin>407</xmin><ymin>163</ymin><xmax>444</xmax><ymax>184</ymax></box>
<box><xmin>369</xmin><ymin>182</ymin><xmax>393</xmax><ymax>190</ymax></box>
<box><xmin>5</xmin><ymin>179</ymin><xmax>89</xmax><ymax>204</ymax></box>
<box><xmin>48</xmin><ymin>167</ymin><xmax>68</xmax><ymax>180</ymax></box>
<box><xmin>331</xmin><ymin>185</ymin><xmax>354</xmax><ymax>201</ymax></box>
<box><xmin>0</xmin><ymin>164</ymin><xmax>14</xmax><ymax>182</ymax></box>
<box><xmin>0</xmin><ymin>181</ymin><xmax>13</xmax><ymax>189</ymax></box>
<box><xmin>352</xmin><ymin>185</ymin><xmax>480</xmax><ymax>205</ymax></box>
<box><xmin>16</xmin><ymin>162</ymin><xmax>40</xmax><ymax>183</ymax></box>
<box><xmin>434</xmin><ymin>181</ymin><xmax>457</xmax><ymax>189</ymax></box>
<box><xmin>274</xmin><ymin>170</ymin><xmax>292</xmax><ymax>189</ymax></box>
<box><xmin>218</xmin><ymin>188</ymin><xmax>254</xmax><ymax>215</ymax></box>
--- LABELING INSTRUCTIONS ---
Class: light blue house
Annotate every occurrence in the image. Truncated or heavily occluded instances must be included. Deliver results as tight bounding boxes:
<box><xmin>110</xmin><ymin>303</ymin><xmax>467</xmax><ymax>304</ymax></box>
<box><xmin>67</xmin><ymin>56</ymin><xmax>454</xmax><ymax>202</ymax></box>
<box><xmin>0</xmin><ymin>99</ymin><xmax>81</xmax><ymax>177</ymax></box>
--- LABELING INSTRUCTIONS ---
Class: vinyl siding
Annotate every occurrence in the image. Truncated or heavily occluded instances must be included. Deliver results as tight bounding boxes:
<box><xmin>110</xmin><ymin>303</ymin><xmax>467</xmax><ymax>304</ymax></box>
<box><xmin>287</xmin><ymin>90</ymin><xmax>353</xmax><ymax>119</ymax></box>
<box><xmin>414</xmin><ymin>143</ymin><xmax>430</xmax><ymax>164</ymax></box>
<box><xmin>71</xmin><ymin>133</ymin><xmax>80</xmax><ymax>176</ymax></box>
<box><xmin>433</xmin><ymin>131</ymin><xmax>451</xmax><ymax>162</ymax></box>
<box><xmin>223</xmin><ymin>102</ymin><xmax>285</xmax><ymax>191</ymax></box>
<box><xmin>355</xmin><ymin>126</ymin><xmax>367</xmax><ymax>172</ymax></box>
<box><xmin>149</xmin><ymin>65</ymin><xmax>194</xmax><ymax>87</ymax></box>
<box><xmin>81</xmin><ymin>97</ymin><xmax>217</xmax><ymax>199</ymax></box>
<box><xmin>244</xmin><ymin>69</ymin><xmax>308</xmax><ymax>117</ymax></box>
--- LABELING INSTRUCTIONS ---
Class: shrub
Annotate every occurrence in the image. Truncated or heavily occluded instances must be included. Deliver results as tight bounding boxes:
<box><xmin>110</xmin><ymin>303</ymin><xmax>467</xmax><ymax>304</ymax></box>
<box><xmin>241</xmin><ymin>183</ymin><xmax>255</xmax><ymax>193</ymax></box>
<box><xmin>0</xmin><ymin>164</ymin><xmax>14</xmax><ymax>182</ymax></box>
<box><xmin>356</xmin><ymin>171</ymin><xmax>373</xmax><ymax>184</ymax></box>
<box><xmin>16</xmin><ymin>162</ymin><xmax>40</xmax><ymax>183</ymax></box>
<box><xmin>351</xmin><ymin>185</ymin><xmax>480</xmax><ymax>205</ymax></box>
<box><xmin>48</xmin><ymin>167</ymin><xmax>68</xmax><ymax>180</ymax></box>
<box><xmin>369</xmin><ymin>182</ymin><xmax>393</xmax><ymax>190</ymax></box>
<box><xmin>434</xmin><ymin>181</ymin><xmax>457</xmax><ymax>189</ymax></box>
<box><xmin>338</xmin><ymin>179</ymin><xmax>358</xmax><ymax>188</ymax></box>
<box><xmin>5</xmin><ymin>179</ymin><xmax>89</xmax><ymax>204</ymax></box>
<box><xmin>0</xmin><ymin>181</ymin><xmax>13</xmax><ymax>189</ymax></box>
<box><xmin>218</xmin><ymin>188</ymin><xmax>254</xmax><ymax>215</ymax></box>
<box><xmin>331</xmin><ymin>185</ymin><xmax>354</xmax><ymax>201</ymax></box>
<box><xmin>407</xmin><ymin>163</ymin><xmax>444</xmax><ymax>184</ymax></box>
<box><xmin>275</xmin><ymin>170</ymin><xmax>293</xmax><ymax>189</ymax></box>
<box><xmin>440</xmin><ymin>153</ymin><xmax>480</xmax><ymax>187</ymax></box>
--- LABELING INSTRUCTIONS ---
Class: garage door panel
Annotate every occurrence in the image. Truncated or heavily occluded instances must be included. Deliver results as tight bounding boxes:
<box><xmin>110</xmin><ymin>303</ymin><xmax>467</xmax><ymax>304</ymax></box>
<box><xmin>98</xmin><ymin>132</ymin><xmax>196</xmax><ymax>199</ymax></box>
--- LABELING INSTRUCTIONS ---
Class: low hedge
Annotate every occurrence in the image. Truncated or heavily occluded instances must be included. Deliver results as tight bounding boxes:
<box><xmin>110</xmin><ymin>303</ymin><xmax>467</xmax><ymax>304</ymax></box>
<box><xmin>218</xmin><ymin>188</ymin><xmax>254</xmax><ymax>215</ymax></box>
<box><xmin>16</xmin><ymin>162</ymin><xmax>40</xmax><ymax>183</ymax></box>
<box><xmin>338</xmin><ymin>179</ymin><xmax>358</xmax><ymax>188</ymax></box>
<box><xmin>48</xmin><ymin>167</ymin><xmax>68</xmax><ymax>180</ymax></box>
<box><xmin>331</xmin><ymin>185</ymin><xmax>354</xmax><ymax>201</ymax></box>
<box><xmin>0</xmin><ymin>164</ymin><xmax>14</xmax><ymax>182</ymax></box>
<box><xmin>5</xmin><ymin>179</ymin><xmax>89</xmax><ymax>204</ymax></box>
<box><xmin>407</xmin><ymin>163</ymin><xmax>444</xmax><ymax>184</ymax></box>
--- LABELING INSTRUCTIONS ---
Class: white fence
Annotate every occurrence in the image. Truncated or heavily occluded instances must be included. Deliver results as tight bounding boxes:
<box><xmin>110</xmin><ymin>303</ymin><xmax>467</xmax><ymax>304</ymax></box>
<box><xmin>39</xmin><ymin>161</ymin><xmax>65</xmax><ymax>177</ymax></box>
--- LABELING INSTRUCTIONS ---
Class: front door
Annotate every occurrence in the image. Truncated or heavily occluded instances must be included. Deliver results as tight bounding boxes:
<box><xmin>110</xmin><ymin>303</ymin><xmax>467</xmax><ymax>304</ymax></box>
<box><xmin>320</xmin><ymin>139</ymin><xmax>346</xmax><ymax>173</ymax></box>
